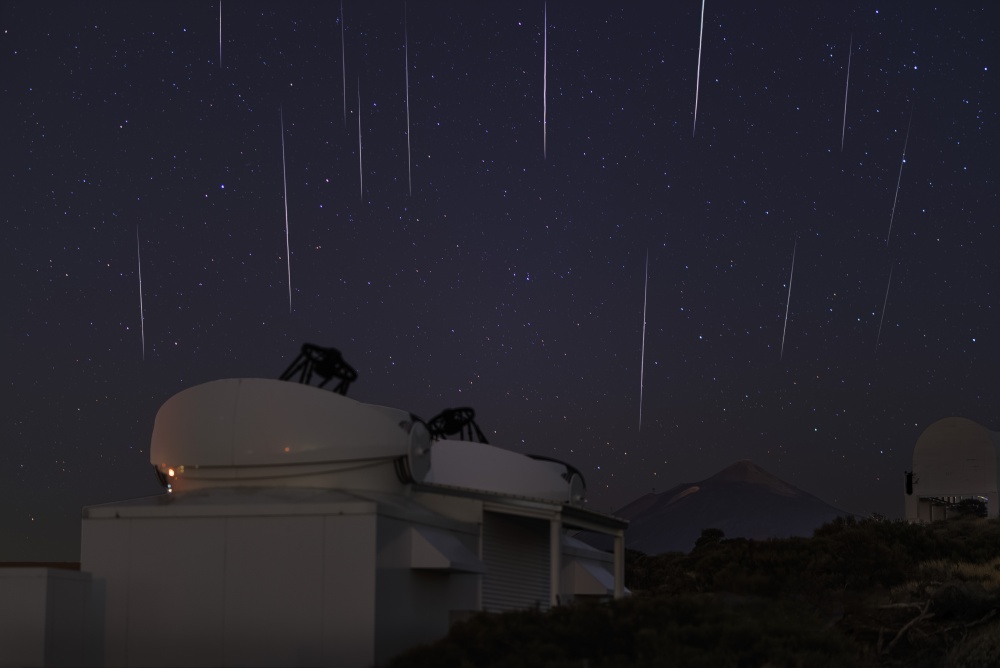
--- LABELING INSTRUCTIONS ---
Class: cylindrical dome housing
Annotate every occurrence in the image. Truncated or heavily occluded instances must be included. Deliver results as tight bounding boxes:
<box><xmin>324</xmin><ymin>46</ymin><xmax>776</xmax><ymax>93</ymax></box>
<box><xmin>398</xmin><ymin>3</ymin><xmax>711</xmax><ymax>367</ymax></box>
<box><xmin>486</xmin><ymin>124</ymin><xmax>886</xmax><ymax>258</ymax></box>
<box><xmin>151</xmin><ymin>378</ymin><xmax>430</xmax><ymax>492</ymax></box>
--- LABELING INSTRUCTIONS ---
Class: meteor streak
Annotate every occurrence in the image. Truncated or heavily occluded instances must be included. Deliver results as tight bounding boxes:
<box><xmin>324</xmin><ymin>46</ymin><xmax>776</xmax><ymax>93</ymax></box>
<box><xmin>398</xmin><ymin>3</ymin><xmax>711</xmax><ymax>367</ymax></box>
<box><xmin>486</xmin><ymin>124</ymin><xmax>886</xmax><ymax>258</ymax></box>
<box><xmin>780</xmin><ymin>240</ymin><xmax>796</xmax><ymax>361</ymax></box>
<box><xmin>136</xmin><ymin>225</ymin><xmax>145</xmax><ymax>360</ymax></box>
<box><xmin>841</xmin><ymin>34</ymin><xmax>852</xmax><ymax>151</ymax></box>
<box><xmin>405</xmin><ymin>4</ymin><xmax>412</xmax><ymax>195</ymax></box>
<box><xmin>693</xmin><ymin>0</ymin><xmax>706</xmax><ymax>137</ymax></box>
<box><xmin>639</xmin><ymin>251</ymin><xmax>649</xmax><ymax>433</ymax></box>
<box><xmin>875</xmin><ymin>264</ymin><xmax>893</xmax><ymax>356</ymax></box>
<box><xmin>280</xmin><ymin>106</ymin><xmax>292</xmax><ymax>312</ymax></box>
<box><xmin>543</xmin><ymin>2</ymin><xmax>547</xmax><ymax>159</ymax></box>
<box><xmin>218</xmin><ymin>2</ymin><xmax>222</xmax><ymax>68</ymax></box>
<box><xmin>886</xmin><ymin>111</ymin><xmax>912</xmax><ymax>247</ymax></box>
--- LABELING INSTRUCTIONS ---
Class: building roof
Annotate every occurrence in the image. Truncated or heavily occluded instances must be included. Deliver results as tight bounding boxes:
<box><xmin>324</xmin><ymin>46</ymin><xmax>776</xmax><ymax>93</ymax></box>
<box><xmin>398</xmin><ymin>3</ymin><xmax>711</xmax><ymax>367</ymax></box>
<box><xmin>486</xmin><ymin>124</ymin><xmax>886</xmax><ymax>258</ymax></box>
<box><xmin>83</xmin><ymin>486</ymin><xmax>475</xmax><ymax>535</ymax></box>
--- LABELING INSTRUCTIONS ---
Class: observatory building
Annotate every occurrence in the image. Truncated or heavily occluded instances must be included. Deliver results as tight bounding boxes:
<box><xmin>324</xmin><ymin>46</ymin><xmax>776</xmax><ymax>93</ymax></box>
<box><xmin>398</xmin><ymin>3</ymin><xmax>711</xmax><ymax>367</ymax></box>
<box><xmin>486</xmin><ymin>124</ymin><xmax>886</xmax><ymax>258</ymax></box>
<box><xmin>77</xmin><ymin>347</ymin><xmax>626</xmax><ymax>667</ymax></box>
<box><xmin>904</xmin><ymin>417</ymin><xmax>1000</xmax><ymax>522</ymax></box>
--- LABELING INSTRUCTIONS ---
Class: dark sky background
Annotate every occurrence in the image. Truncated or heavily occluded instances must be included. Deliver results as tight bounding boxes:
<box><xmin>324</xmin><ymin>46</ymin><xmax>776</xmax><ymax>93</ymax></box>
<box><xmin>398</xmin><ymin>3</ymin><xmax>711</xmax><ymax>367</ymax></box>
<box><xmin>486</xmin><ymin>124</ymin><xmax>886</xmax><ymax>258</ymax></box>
<box><xmin>3</xmin><ymin>1</ymin><xmax>997</xmax><ymax>561</ymax></box>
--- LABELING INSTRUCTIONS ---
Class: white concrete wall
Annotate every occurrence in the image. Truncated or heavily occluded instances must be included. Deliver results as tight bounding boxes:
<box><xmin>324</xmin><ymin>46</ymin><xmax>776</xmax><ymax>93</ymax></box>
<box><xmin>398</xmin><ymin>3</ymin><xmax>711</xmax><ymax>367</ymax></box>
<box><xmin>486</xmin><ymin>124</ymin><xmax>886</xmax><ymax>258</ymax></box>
<box><xmin>321</xmin><ymin>514</ymin><xmax>377</xmax><ymax>668</ymax></box>
<box><xmin>81</xmin><ymin>512</ymin><xmax>378</xmax><ymax>668</ymax></box>
<box><xmin>0</xmin><ymin>569</ymin><xmax>47</xmax><ymax>667</ymax></box>
<box><xmin>224</xmin><ymin>517</ymin><xmax>324</xmax><ymax>666</ymax></box>
<box><xmin>372</xmin><ymin>517</ymin><xmax>479</xmax><ymax>665</ymax></box>
<box><xmin>79</xmin><ymin>491</ymin><xmax>620</xmax><ymax>666</ymax></box>
<box><xmin>80</xmin><ymin>519</ymin><xmax>131</xmax><ymax>666</ymax></box>
<box><xmin>129</xmin><ymin>518</ymin><xmax>227</xmax><ymax>666</ymax></box>
<box><xmin>0</xmin><ymin>568</ymin><xmax>95</xmax><ymax>668</ymax></box>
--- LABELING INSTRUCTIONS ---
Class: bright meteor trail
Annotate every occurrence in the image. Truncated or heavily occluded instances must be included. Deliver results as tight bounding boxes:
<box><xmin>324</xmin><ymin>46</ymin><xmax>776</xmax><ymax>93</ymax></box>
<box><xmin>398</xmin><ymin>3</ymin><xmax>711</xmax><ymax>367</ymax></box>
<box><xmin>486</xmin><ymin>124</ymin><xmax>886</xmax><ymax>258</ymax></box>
<box><xmin>780</xmin><ymin>240</ymin><xmax>796</xmax><ymax>361</ymax></box>
<box><xmin>875</xmin><ymin>263</ymin><xmax>894</xmax><ymax>356</ymax></box>
<box><xmin>639</xmin><ymin>250</ymin><xmax>649</xmax><ymax>433</ymax></box>
<box><xmin>280</xmin><ymin>105</ymin><xmax>292</xmax><ymax>312</ymax></box>
<box><xmin>841</xmin><ymin>34</ymin><xmax>852</xmax><ymax>151</ymax></box>
<box><xmin>886</xmin><ymin>110</ymin><xmax>912</xmax><ymax>247</ymax></box>
<box><xmin>136</xmin><ymin>225</ymin><xmax>145</xmax><ymax>360</ymax></box>
<box><xmin>693</xmin><ymin>0</ymin><xmax>706</xmax><ymax>137</ymax></box>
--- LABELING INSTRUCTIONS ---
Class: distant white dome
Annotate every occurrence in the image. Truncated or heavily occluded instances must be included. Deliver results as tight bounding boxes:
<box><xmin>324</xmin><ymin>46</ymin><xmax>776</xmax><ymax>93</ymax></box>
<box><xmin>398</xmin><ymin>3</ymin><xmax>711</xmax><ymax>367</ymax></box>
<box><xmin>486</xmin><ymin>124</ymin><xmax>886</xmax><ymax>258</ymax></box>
<box><xmin>912</xmin><ymin>417</ymin><xmax>1000</xmax><ymax>497</ymax></box>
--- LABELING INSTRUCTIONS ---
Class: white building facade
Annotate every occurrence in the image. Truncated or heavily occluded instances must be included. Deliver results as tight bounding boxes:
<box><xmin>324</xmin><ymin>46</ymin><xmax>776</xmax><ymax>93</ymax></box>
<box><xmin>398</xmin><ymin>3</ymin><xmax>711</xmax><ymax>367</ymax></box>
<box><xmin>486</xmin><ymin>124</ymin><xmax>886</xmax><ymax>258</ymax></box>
<box><xmin>79</xmin><ymin>378</ymin><xmax>626</xmax><ymax>667</ymax></box>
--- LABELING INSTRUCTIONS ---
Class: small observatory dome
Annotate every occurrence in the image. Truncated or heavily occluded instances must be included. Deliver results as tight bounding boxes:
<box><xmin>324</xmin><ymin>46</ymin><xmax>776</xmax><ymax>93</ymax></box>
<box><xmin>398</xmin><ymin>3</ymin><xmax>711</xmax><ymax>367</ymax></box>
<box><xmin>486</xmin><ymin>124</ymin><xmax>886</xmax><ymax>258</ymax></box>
<box><xmin>905</xmin><ymin>417</ymin><xmax>1000</xmax><ymax>521</ymax></box>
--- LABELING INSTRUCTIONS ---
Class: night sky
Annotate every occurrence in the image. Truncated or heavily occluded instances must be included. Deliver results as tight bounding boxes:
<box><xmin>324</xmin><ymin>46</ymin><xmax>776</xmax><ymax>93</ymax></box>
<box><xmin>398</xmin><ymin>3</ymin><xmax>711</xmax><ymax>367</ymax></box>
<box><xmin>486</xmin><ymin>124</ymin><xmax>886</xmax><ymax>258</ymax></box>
<box><xmin>3</xmin><ymin>2</ymin><xmax>997</xmax><ymax>561</ymax></box>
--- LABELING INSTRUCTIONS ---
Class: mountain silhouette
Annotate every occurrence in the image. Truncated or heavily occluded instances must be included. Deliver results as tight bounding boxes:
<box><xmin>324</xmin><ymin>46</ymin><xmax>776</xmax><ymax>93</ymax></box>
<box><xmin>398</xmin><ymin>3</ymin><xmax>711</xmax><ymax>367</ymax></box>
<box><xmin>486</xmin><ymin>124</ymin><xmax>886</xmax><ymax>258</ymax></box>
<box><xmin>588</xmin><ymin>460</ymin><xmax>851</xmax><ymax>555</ymax></box>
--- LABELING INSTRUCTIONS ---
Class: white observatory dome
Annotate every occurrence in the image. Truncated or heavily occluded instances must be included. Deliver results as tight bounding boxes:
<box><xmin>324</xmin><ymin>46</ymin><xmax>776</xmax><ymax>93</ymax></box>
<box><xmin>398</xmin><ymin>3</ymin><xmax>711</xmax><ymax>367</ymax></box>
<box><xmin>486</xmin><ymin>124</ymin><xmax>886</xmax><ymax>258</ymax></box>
<box><xmin>905</xmin><ymin>416</ymin><xmax>1000</xmax><ymax>521</ymax></box>
<box><xmin>149</xmin><ymin>376</ymin><xmax>586</xmax><ymax>506</ymax></box>
<box><xmin>151</xmin><ymin>378</ymin><xmax>431</xmax><ymax>492</ymax></box>
<box><xmin>912</xmin><ymin>417</ymin><xmax>999</xmax><ymax>497</ymax></box>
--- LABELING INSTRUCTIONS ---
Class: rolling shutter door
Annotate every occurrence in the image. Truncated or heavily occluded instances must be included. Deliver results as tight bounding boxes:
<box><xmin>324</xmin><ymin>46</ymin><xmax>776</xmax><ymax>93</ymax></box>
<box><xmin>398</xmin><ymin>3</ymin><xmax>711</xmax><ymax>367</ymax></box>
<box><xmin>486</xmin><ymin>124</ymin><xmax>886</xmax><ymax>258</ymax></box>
<box><xmin>481</xmin><ymin>511</ymin><xmax>550</xmax><ymax>612</ymax></box>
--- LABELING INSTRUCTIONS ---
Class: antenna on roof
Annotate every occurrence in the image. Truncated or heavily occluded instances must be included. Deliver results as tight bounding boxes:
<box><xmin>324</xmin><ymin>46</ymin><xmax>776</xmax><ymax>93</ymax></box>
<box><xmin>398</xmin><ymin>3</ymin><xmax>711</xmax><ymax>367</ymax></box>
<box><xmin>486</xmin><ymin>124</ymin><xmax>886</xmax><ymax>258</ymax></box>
<box><xmin>279</xmin><ymin>343</ymin><xmax>358</xmax><ymax>395</ymax></box>
<box><xmin>427</xmin><ymin>407</ymin><xmax>489</xmax><ymax>444</ymax></box>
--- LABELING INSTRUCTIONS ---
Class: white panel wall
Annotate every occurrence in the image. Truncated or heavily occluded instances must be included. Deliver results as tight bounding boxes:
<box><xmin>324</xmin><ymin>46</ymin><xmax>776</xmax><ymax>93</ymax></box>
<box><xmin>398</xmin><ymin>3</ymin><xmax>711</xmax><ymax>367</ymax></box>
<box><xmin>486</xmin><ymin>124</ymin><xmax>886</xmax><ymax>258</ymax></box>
<box><xmin>322</xmin><ymin>514</ymin><xmax>377</xmax><ymax>668</ymax></box>
<box><xmin>84</xmin><ymin>512</ymin><xmax>382</xmax><ymax>668</ymax></box>
<box><xmin>126</xmin><ymin>519</ymin><xmax>227</xmax><ymax>667</ymax></box>
<box><xmin>223</xmin><ymin>517</ymin><xmax>324</xmax><ymax>667</ymax></box>
<box><xmin>84</xmin><ymin>501</ymin><xmax>567</xmax><ymax>666</ymax></box>
<box><xmin>44</xmin><ymin>569</ymin><xmax>96</xmax><ymax>666</ymax></box>
<box><xmin>81</xmin><ymin>518</ymin><xmax>132</xmax><ymax>667</ymax></box>
<box><xmin>0</xmin><ymin>568</ymin><xmax>96</xmax><ymax>668</ymax></box>
<box><xmin>372</xmin><ymin>518</ymin><xmax>480</xmax><ymax>665</ymax></box>
<box><xmin>0</xmin><ymin>570</ymin><xmax>47</xmax><ymax>667</ymax></box>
